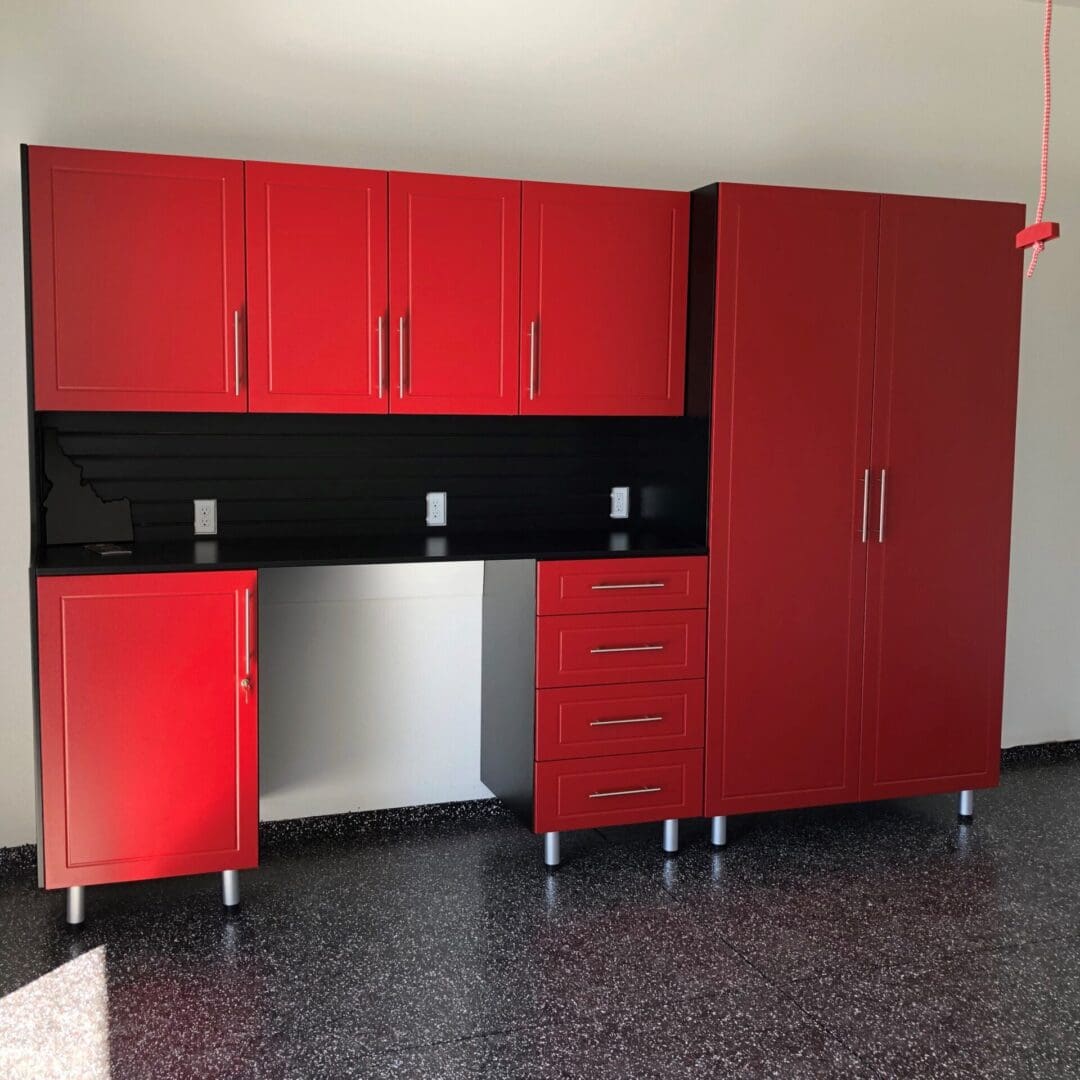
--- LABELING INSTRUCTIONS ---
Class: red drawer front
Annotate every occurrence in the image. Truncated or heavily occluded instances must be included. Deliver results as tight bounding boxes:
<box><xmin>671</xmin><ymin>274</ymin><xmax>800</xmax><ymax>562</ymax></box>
<box><xmin>537</xmin><ymin>556</ymin><xmax>707</xmax><ymax>616</ymax></box>
<box><xmin>535</xmin><ymin>679</ymin><xmax>704</xmax><ymax>761</ymax></box>
<box><xmin>534</xmin><ymin>749</ymin><xmax>703</xmax><ymax>832</ymax></box>
<box><xmin>536</xmin><ymin>609</ymin><xmax>706</xmax><ymax>688</ymax></box>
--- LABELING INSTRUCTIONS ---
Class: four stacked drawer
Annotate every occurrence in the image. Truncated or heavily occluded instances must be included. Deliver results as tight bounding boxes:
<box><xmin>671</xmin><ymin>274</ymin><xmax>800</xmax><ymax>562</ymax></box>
<box><xmin>533</xmin><ymin>556</ymin><xmax>708</xmax><ymax>833</ymax></box>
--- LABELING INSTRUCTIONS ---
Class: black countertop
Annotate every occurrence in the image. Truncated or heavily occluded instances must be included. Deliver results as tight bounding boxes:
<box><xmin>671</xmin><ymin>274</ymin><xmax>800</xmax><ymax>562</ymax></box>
<box><xmin>33</xmin><ymin>530</ymin><xmax>708</xmax><ymax>576</ymax></box>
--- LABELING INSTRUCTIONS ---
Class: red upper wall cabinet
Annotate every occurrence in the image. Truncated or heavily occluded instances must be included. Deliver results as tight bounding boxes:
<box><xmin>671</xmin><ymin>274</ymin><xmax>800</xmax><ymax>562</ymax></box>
<box><xmin>246</xmin><ymin>162</ymin><xmax>389</xmax><ymax>413</ymax></box>
<box><xmin>389</xmin><ymin>172</ymin><xmax>520</xmax><ymax>414</ymax></box>
<box><xmin>520</xmin><ymin>182</ymin><xmax>689</xmax><ymax>416</ymax></box>
<box><xmin>37</xmin><ymin>571</ymin><xmax>259</xmax><ymax>889</ymax></box>
<box><xmin>860</xmin><ymin>195</ymin><xmax>1023</xmax><ymax>801</ymax></box>
<box><xmin>29</xmin><ymin>146</ymin><xmax>246</xmax><ymax>412</ymax></box>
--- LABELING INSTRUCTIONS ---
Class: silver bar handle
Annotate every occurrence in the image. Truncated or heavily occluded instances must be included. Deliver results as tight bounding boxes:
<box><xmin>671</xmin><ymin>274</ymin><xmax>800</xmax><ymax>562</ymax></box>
<box><xmin>860</xmin><ymin>468</ymin><xmax>870</xmax><ymax>543</ymax></box>
<box><xmin>591</xmin><ymin>582</ymin><xmax>666</xmax><ymax>591</ymax></box>
<box><xmin>233</xmin><ymin>310</ymin><xmax>241</xmax><ymax>396</ymax></box>
<box><xmin>527</xmin><ymin>324</ymin><xmax>535</xmax><ymax>406</ymax></box>
<box><xmin>589</xmin><ymin>715</ymin><xmax>663</xmax><ymax>727</ymax></box>
<box><xmin>244</xmin><ymin>591</ymin><xmax>251</xmax><ymax>673</ymax></box>
<box><xmin>589</xmin><ymin>786</ymin><xmax>662</xmax><ymax>799</ymax></box>
<box><xmin>878</xmin><ymin>468</ymin><xmax>887</xmax><ymax>543</ymax></box>
<box><xmin>399</xmin><ymin>315</ymin><xmax>406</xmax><ymax>395</ymax></box>
<box><xmin>590</xmin><ymin>644</ymin><xmax>665</xmax><ymax>654</ymax></box>
<box><xmin>377</xmin><ymin>316</ymin><xmax>384</xmax><ymax>398</ymax></box>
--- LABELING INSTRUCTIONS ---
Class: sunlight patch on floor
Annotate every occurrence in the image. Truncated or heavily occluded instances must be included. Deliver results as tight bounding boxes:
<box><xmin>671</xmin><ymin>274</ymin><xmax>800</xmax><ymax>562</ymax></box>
<box><xmin>0</xmin><ymin>945</ymin><xmax>110</xmax><ymax>1080</ymax></box>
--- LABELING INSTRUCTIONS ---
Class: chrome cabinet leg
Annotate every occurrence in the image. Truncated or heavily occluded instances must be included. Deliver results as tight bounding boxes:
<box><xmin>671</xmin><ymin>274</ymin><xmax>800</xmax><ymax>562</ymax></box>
<box><xmin>66</xmin><ymin>886</ymin><xmax>85</xmax><ymax>926</ymax></box>
<box><xmin>543</xmin><ymin>832</ymin><xmax>560</xmax><ymax>868</ymax></box>
<box><xmin>662</xmin><ymin>818</ymin><xmax>679</xmax><ymax>853</ymax></box>
<box><xmin>710</xmin><ymin>816</ymin><xmax>728</xmax><ymax>847</ymax></box>
<box><xmin>222</xmin><ymin>870</ymin><xmax>241</xmax><ymax>908</ymax></box>
<box><xmin>958</xmin><ymin>790</ymin><xmax>974</xmax><ymax>819</ymax></box>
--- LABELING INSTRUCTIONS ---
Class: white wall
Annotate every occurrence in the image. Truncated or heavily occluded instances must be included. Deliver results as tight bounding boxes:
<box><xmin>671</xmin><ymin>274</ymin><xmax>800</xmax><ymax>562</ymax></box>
<box><xmin>1</xmin><ymin>0</ymin><xmax>1077</xmax><ymax>845</ymax></box>
<box><xmin>258</xmin><ymin>564</ymin><xmax>488</xmax><ymax>822</ymax></box>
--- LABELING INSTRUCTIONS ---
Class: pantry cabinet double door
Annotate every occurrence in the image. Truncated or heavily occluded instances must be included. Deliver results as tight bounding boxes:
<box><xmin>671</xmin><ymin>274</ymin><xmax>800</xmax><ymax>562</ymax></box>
<box><xmin>28</xmin><ymin>147</ymin><xmax>688</xmax><ymax>416</ymax></box>
<box><xmin>705</xmin><ymin>185</ymin><xmax>1024</xmax><ymax>818</ymax></box>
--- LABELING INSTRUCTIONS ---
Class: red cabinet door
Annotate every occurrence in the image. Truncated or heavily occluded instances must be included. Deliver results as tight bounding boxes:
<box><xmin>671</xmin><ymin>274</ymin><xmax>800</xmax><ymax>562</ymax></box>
<box><xmin>389</xmin><ymin>172</ymin><xmax>520</xmax><ymax>414</ymax></box>
<box><xmin>37</xmin><ymin>571</ymin><xmax>259</xmax><ymax>889</ymax></box>
<box><xmin>29</xmin><ymin>146</ymin><xmax>246</xmax><ymax>412</ymax></box>
<box><xmin>705</xmin><ymin>185</ymin><xmax>880</xmax><ymax>817</ymax></box>
<box><xmin>246</xmin><ymin>162</ymin><xmax>389</xmax><ymax>413</ymax></box>
<box><xmin>520</xmin><ymin>182</ymin><xmax>688</xmax><ymax>416</ymax></box>
<box><xmin>860</xmin><ymin>196</ymin><xmax>1024</xmax><ymax>800</ymax></box>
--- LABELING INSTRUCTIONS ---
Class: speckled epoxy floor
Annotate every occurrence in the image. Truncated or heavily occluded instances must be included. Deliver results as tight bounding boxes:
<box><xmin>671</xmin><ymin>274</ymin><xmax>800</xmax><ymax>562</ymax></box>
<box><xmin>2</xmin><ymin>745</ymin><xmax>1079</xmax><ymax>1079</ymax></box>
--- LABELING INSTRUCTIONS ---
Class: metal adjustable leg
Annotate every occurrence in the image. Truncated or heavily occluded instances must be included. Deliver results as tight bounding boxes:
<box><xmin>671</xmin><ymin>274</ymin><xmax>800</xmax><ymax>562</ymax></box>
<box><xmin>543</xmin><ymin>832</ymin><xmax>561</xmax><ymax>868</ymax></box>
<box><xmin>222</xmin><ymin>870</ymin><xmax>241</xmax><ymax>908</ymax></box>
<box><xmin>710</xmin><ymin>816</ymin><xmax>728</xmax><ymax>847</ymax></box>
<box><xmin>958</xmin><ymin>790</ymin><xmax>974</xmax><ymax>819</ymax></box>
<box><xmin>66</xmin><ymin>886</ymin><xmax>85</xmax><ymax>926</ymax></box>
<box><xmin>662</xmin><ymin>819</ymin><xmax>679</xmax><ymax>853</ymax></box>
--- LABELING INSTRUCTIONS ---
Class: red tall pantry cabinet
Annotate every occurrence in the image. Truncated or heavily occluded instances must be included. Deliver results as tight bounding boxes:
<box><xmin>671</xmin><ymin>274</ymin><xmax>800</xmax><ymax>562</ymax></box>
<box><xmin>36</xmin><ymin>572</ymin><xmax>259</xmax><ymax>896</ymax></box>
<box><xmin>704</xmin><ymin>185</ymin><xmax>1024</xmax><ymax>821</ymax></box>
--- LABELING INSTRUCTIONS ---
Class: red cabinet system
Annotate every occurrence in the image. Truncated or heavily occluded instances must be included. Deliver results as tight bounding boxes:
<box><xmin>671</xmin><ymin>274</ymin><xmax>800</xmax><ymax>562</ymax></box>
<box><xmin>25</xmin><ymin>144</ymin><xmax>1025</xmax><ymax>918</ymax></box>
<box><xmin>28</xmin><ymin>146</ymin><xmax>686</xmax><ymax>417</ymax></box>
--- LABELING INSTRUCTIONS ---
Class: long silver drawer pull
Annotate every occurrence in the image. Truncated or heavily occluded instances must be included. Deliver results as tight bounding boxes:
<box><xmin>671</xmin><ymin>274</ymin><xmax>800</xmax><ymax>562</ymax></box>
<box><xmin>377</xmin><ymin>316</ymin><xmax>384</xmax><ymax>398</ymax></box>
<box><xmin>860</xmin><ymin>468</ymin><xmax>870</xmax><ymax>543</ymax></box>
<box><xmin>590</xmin><ymin>644</ymin><xmax>665</xmax><ymax>654</ymax></box>
<box><xmin>878</xmin><ymin>468</ymin><xmax>887</xmax><ymax>543</ymax></box>
<box><xmin>589</xmin><ymin>715</ymin><xmax>663</xmax><ymax>727</ymax></box>
<box><xmin>589</xmin><ymin>786</ymin><xmax>662</xmax><ymax>799</ymax></box>
<box><xmin>528</xmin><ymin>320</ymin><xmax>538</xmax><ymax>400</ymax></box>
<box><xmin>244</xmin><ymin>591</ymin><xmax>251</xmax><ymax>673</ymax></box>
<box><xmin>399</xmin><ymin>315</ymin><xmax>407</xmax><ymax>395</ymax></box>
<box><xmin>233</xmin><ymin>310</ymin><xmax>241</xmax><ymax>396</ymax></box>
<box><xmin>591</xmin><ymin>582</ymin><xmax>666</xmax><ymax>591</ymax></box>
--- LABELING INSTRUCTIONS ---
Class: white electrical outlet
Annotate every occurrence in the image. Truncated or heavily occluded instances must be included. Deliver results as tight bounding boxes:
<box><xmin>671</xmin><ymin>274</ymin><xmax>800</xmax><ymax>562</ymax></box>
<box><xmin>426</xmin><ymin>491</ymin><xmax>447</xmax><ymax>527</ymax></box>
<box><xmin>193</xmin><ymin>498</ymin><xmax>217</xmax><ymax>535</ymax></box>
<box><xmin>610</xmin><ymin>486</ymin><xmax>630</xmax><ymax>520</ymax></box>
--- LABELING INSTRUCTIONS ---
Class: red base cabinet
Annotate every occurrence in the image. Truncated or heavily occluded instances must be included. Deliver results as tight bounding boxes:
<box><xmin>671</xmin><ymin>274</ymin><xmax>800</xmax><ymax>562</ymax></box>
<box><xmin>481</xmin><ymin>557</ymin><xmax>708</xmax><ymax>862</ymax></box>
<box><xmin>36</xmin><ymin>571</ymin><xmax>259</xmax><ymax>890</ymax></box>
<box><xmin>704</xmin><ymin>184</ymin><xmax>1024</xmax><ymax>820</ymax></box>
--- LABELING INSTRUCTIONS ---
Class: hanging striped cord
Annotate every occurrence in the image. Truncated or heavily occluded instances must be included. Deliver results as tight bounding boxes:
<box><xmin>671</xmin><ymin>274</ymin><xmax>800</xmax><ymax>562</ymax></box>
<box><xmin>1027</xmin><ymin>0</ymin><xmax>1053</xmax><ymax>278</ymax></box>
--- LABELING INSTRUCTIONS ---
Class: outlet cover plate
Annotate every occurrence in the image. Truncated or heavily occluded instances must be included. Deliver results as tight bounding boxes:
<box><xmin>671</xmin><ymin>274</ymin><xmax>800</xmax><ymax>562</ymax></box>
<box><xmin>610</xmin><ymin>486</ymin><xmax>630</xmax><ymax>520</ymax></box>
<box><xmin>194</xmin><ymin>498</ymin><xmax>217</xmax><ymax>535</ymax></box>
<box><xmin>426</xmin><ymin>491</ymin><xmax>447</xmax><ymax>527</ymax></box>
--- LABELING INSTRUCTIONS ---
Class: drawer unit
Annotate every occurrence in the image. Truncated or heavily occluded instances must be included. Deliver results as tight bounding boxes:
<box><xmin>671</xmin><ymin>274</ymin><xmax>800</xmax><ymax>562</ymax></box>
<box><xmin>481</xmin><ymin>555</ymin><xmax>708</xmax><ymax>864</ymax></box>
<box><xmin>537</xmin><ymin>556</ymin><xmax>707</xmax><ymax>616</ymax></box>
<box><xmin>534</xmin><ymin>749</ymin><xmax>703</xmax><ymax>832</ymax></box>
<box><xmin>535</xmin><ymin>609</ymin><xmax>707</xmax><ymax>688</ymax></box>
<box><xmin>535</xmin><ymin>679</ymin><xmax>704</xmax><ymax>761</ymax></box>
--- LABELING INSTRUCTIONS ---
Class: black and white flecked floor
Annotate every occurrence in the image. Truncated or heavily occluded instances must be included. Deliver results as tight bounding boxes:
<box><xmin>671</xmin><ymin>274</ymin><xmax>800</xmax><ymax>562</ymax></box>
<box><xmin>1</xmin><ymin>744</ymin><xmax>1079</xmax><ymax>1079</ymax></box>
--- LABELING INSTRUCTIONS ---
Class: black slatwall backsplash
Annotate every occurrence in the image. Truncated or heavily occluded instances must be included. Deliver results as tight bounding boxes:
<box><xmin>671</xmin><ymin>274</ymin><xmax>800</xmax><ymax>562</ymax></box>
<box><xmin>40</xmin><ymin>413</ymin><xmax>709</xmax><ymax>546</ymax></box>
